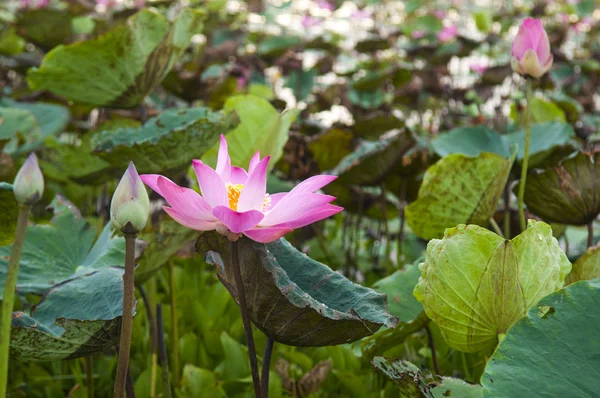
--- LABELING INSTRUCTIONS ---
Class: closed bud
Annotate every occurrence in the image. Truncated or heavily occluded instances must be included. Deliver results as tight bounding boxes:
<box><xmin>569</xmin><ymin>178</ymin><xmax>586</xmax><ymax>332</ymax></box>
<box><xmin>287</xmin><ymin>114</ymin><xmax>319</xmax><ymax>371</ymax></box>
<box><xmin>13</xmin><ymin>153</ymin><xmax>44</xmax><ymax>205</ymax></box>
<box><xmin>511</xmin><ymin>18</ymin><xmax>553</xmax><ymax>79</ymax></box>
<box><xmin>110</xmin><ymin>162</ymin><xmax>149</xmax><ymax>233</ymax></box>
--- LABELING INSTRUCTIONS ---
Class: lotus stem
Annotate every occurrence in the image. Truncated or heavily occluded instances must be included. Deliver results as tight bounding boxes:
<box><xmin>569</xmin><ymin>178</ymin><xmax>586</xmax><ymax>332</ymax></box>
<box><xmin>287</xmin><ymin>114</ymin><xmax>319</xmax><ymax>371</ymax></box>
<box><xmin>157</xmin><ymin>304</ymin><xmax>173</xmax><ymax>398</ymax></box>
<box><xmin>489</xmin><ymin>217</ymin><xmax>504</xmax><ymax>238</ymax></box>
<box><xmin>113</xmin><ymin>233</ymin><xmax>137</xmax><ymax>398</ymax></box>
<box><xmin>361</xmin><ymin>311</ymin><xmax>430</xmax><ymax>360</ymax></box>
<box><xmin>518</xmin><ymin>79</ymin><xmax>533</xmax><ymax>231</ymax></box>
<box><xmin>588</xmin><ymin>221</ymin><xmax>594</xmax><ymax>248</ymax></box>
<box><xmin>86</xmin><ymin>356</ymin><xmax>94</xmax><ymax>398</ymax></box>
<box><xmin>261</xmin><ymin>337</ymin><xmax>275</xmax><ymax>397</ymax></box>
<box><xmin>230</xmin><ymin>240</ymin><xmax>262</xmax><ymax>397</ymax></box>
<box><xmin>0</xmin><ymin>204</ymin><xmax>30</xmax><ymax>397</ymax></box>
<box><xmin>168</xmin><ymin>261</ymin><xmax>180</xmax><ymax>388</ymax></box>
<box><xmin>125</xmin><ymin>366</ymin><xmax>136</xmax><ymax>398</ymax></box>
<box><xmin>425</xmin><ymin>326</ymin><xmax>441</xmax><ymax>375</ymax></box>
<box><xmin>138</xmin><ymin>284</ymin><xmax>158</xmax><ymax>398</ymax></box>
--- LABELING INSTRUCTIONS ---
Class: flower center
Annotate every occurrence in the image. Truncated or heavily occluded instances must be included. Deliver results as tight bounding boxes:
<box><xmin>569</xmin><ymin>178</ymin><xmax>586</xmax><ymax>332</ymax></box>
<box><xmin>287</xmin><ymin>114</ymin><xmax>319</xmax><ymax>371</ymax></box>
<box><xmin>226</xmin><ymin>183</ymin><xmax>272</xmax><ymax>211</ymax></box>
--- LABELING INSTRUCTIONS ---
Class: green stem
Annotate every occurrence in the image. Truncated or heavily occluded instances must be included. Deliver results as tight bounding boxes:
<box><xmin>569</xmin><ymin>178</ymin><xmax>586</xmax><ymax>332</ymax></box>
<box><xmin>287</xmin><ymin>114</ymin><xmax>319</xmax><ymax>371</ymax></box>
<box><xmin>361</xmin><ymin>311</ymin><xmax>430</xmax><ymax>360</ymax></box>
<box><xmin>0</xmin><ymin>204</ymin><xmax>30</xmax><ymax>397</ymax></box>
<box><xmin>156</xmin><ymin>304</ymin><xmax>172</xmax><ymax>398</ymax></box>
<box><xmin>588</xmin><ymin>221</ymin><xmax>594</xmax><ymax>248</ymax></box>
<box><xmin>518</xmin><ymin>79</ymin><xmax>533</xmax><ymax>231</ymax></box>
<box><xmin>230</xmin><ymin>240</ymin><xmax>262</xmax><ymax>397</ymax></box>
<box><xmin>138</xmin><ymin>284</ymin><xmax>158</xmax><ymax>398</ymax></box>
<box><xmin>168</xmin><ymin>261</ymin><xmax>180</xmax><ymax>388</ymax></box>
<box><xmin>86</xmin><ymin>356</ymin><xmax>94</xmax><ymax>398</ymax></box>
<box><xmin>113</xmin><ymin>233</ymin><xmax>137</xmax><ymax>398</ymax></box>
<box><xmin>261</xmin><ymin>337</ymin><xmax>275</xmax><ymax>398</ymax></box>
<box><xmin>489</xmin><ymin>217</ymin><xmax>504</xmax><ymax>238</ymax></box>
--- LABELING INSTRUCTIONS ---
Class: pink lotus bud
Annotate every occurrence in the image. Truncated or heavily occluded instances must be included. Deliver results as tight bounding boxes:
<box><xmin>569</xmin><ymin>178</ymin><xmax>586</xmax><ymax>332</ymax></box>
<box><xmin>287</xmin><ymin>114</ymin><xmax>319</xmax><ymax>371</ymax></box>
<box><xmin>111</xmin><ymin>162</ymin><xmax>149</xmax><ymax>233</ymax></box>
<box><xmin>13</xmin><ymin>153</ymin><xmax>44</xmax><ymax>205</ymax></box>
<box><xmin>511</xmin><ymin>18</ymin><xmax>553</xmax><ymax>79</ymax></box>
<box><xmin>438</xmin><ymin>25</ymin><xmax>458</xmax><ymax>42</ymax></box>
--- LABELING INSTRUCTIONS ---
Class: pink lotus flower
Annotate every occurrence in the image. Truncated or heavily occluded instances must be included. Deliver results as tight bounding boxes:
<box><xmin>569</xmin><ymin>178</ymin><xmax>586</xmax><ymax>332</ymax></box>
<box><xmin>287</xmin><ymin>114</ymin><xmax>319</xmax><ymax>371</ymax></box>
<box><xmin>302</xmin><ymin>14</ymin><xmax>321</xmax><ymax>29</ymax></box>
<box><xmin>438</xmin><ymin>25</ymin><xmax>458</xmax><ymax>42</ymax></box>
<box><xmin>470</xmin><ymin>62</ymin><xmax>488</xmax><ymax>74</ymax></box>
<box><xmin>317</xmin><ymin>0</ymin><xmax>335</xmax><ymax>11</ymax></box>
<box><xmin>412</xmin><ymin>30</ymin><xmax>426</xmax><ymax>39</ymax></box>
<box><xmin>141</xmin><ymin>135</ymin><xmax>343</xmax><ymax>243</ymax></box>
<box><xmin>511</xmin><ymin>18</ymin><xmax>552</xmax><ymax>79</ymax></box>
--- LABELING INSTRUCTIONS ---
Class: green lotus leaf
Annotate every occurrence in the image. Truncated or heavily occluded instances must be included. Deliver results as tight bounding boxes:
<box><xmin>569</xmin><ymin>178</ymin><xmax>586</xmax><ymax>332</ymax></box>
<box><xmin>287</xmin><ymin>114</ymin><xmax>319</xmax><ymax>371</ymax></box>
<box><xmin>354</xmin><ymin>113</ymin><xmax>405</xmax><ymax>140</ymax></box>
<box><xmin>405</xmin><ymin>152</ymin><xmax>513</xmax><ymax>240</ymax></box>
<box><xmin>481</xmin><ymin>279</ymin><xmax>600</xmax><ymax>397</ymax></box>
<box><xmin>414</xmin><ymin>221</ymin><xmax>571</xmax><ymax>353</ymax></box>
<box><xmin>329</xmin><ymin>129</ymin><xmax>416</xmax><ymax>186</ymax></box>
<box><xmin>91</xmin><ymin>107</ymin><xmax>238</xmax><ymax>175</ymax></box>
<box><xmin>307</xmin><ymin>128</ymin><xmax>353</xmax><ymax>172</ymax></box>
<box><xmin>0</xmin><ymin>189</ymin><xmax>18</xmax><ymax>246</ymax></box>
<box><xmin>519</xmin><ymin>150</ymin><xmax>600</xmax><ymax>225</ymax></box>
<box><xmin>202</xmin><ymin>95</ymin><xmax>298</xmax><ymax>172</ymax></box>
<box><xmin>0</xmin><ymin>195</ymin><xmax>126</xmax><ymax>298</ymax></box>
<box><xmin>16</xmin><ymin>9</ymin><xmax>73</xmax><ymax>50</ymax></box>
<box><xmin>0</xmin><ymin>99</ymin><xmax>70</xmax><ymax>155</ymax></box>
<box><xmin>196</xmin><ymin>232</ymin><xmax>397</xmax><ymax>347</ymax></box>
<box><xmin>372</xmin><ymin>357</ymin><xmax>483</xmax><ymax>397</ymax></box>
<box><xmin>27</xmin><ymin>9</ymin><xmax>205</xmax><ymax>108</ymax></box>
<box><xmin>10</xmin><ymin>267</ymin><xmax>127</xmax><ymax>361</ymax></box>
<box><xmin>372</xmin><ymin>263</ymin><xmax>423</xmax><ymax>323</ymax></box>
<box><xmin>565</xmin><ymin>244</ymin><xmax>600</xmax><ymax>285</ymax></box>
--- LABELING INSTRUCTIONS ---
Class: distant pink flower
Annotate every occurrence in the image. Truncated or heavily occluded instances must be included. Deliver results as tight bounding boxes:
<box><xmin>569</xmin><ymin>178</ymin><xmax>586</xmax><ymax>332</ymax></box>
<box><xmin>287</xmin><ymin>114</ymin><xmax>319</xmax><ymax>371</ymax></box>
<box><xmin>141</xmin><ymin>135</ymin><xmax>342</xmax><ymax>243</ymax></box>
<box><xmin>135</xmin><ymin>0</ymin><xmax>144</xmax><ymax>8</ymax></box>
<box><xmin>412</xmin><ymin>30</ymin><xmax>426</xmax><ymax>39</ymax></box>
<box><xmin>317</xmin><ymin>0</ymin><xmax>335</xmax><ymax>11</ymax></box>
<box><xmin>511</xmin><ymin>18</ymin><xmax>552</xmax><ymax>79</ymax></box>
<box><xmin>351</xmin><ymin>9</ymin><xmax>371</xmax><ymax>19</ymax></box>
<box><xmin>438</xmin><ymin>25</ymin><xmax>458</xmax><ymax>42</ymax></box>
<box><xmin>302</xmin><ymin>14</ymin><xmax>321</xmax><ymax>28</ymax></box>
<box><xmin>433</xmin><ymin>10</ymin><xmax>446</xmax><ymax>20</ymax></box>
<box><xmin>19</xmin><ymin>0</ymin><xmax>49</xmax><ymax>8</ymax></box>
<box><xmin>470</xmin><ymin>63</ymin><xmax>488</xmax><ymax>74</ymax></box>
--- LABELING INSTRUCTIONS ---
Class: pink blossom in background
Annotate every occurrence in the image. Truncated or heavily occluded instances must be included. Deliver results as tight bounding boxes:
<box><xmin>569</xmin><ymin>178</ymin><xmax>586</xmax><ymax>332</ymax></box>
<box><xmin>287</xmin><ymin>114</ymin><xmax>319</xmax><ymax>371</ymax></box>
<box><xmin>141</xmin><ymin>135</ymin><xmax>342</xmax><ymax>243</ymax></box>
<box><xmin>438</xmin><ymin>25</ymin><xmax>458</xmax><ymax>42</ymax></box>
<box><xmin>433</xmin><ymin>10</ymin><xmax>446</xmax><ymax>20</ymax></box>
<box><xmin>470</xmin><ymin>63</ymin><xmax>488</xmax><ymax>74</ymax></box>
<box><xmin>19</xmin><ymin>0</ymin><xmax>50</xmax><ymax>8</ymax></box>
<box><xmin>302</xmin><ymin>14</ymin><xmax>321</xmax><ymax>28</ymax></box>
<box><xmin>511</xmin><ymin>18</ymin><xmax>552</xmax><ymax>78</ymax></box>
<box><xmin>412</xmin><ymin>30</ymin><xmax>426</xmax><ymax>39</ymax></box>
<box><xmin>317</xmin><ymin>0</ymin><xmax>335</xmax><ymax>11</ymax></box>
<box><xmin>351</xmin><ymin>8</ymin><xmax>371</xmax><ymax>20</ymax></box>
<box><xmin>135</xmin><ymin>0</ymin><xmax>144</xmax><ymax>8</ymax></box>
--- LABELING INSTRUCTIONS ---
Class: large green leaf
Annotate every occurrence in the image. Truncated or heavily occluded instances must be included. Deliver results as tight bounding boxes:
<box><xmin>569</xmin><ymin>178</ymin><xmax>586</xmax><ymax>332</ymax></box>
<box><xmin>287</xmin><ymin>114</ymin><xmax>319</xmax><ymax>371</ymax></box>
<box><xmin>520</xmin><ymin>150</ymin><xmax>600</xmax><ymax>225</ymax></box>
<box><xmin>414</xmin><ymin>221</ymin><xmax>571</xmax><ymax>353</ymax></box>
<box><xmin>16</xmin><ymin>9</ymin><xmax>72</xmax><ymax>50</ymax></box>
<box><xmin>27</xmin><ymin>9</ymin><xmax>205</xmax><ymax>108</ymax></box>
<box><xmin>432</xmin><ymin>377</ymin><xmax>482</xmax><ymax>398</ymax></box>
<box><xmin>197</xmin><ymin>232</ymin><xmax>397</xmax><ymax>347</ymax></box>
<box><xmin>481</xmin><ymin>279</ymin><xmax>600</xmax><ymax>397</ymax></box>
<box><xmin>432</xmin><ymin>123</ymin><xmax>575</xmax><ymax>162</ymax></box>
<box><xmin>0</xmin><ymin>195</ymin><xmax>126</xmax><ymax>298</ymax></box>
<box><xmin>565</xmin><ymin>244</ymin><xmax>600</xmax><ymax>285</ymax></box>
<box><xmin>405</xmin><ymin>152</ymin><xmax>513</xmax><ymax>240</ymax></box>
<box><xmin>372</xmin><ymin>263</ymin><xmax>423</xmax><ymax>323</ymax></box>
<box><xmin>329</xmin><ymin>129</ymin><xmax>416</xmax><ymax>186</ymax></box>
<box><xmin>91</xmin><ymin>107</ymin><xmax>238</xmax><ymax>174</ymax></box>
<box><xmin>10</xmin><ymin>267</ymin><xmax>126</xmax><ymax>361</ymax></box>
<box><xmin>0</xmin><ymin>99</ymin><xmax>70</xmax><ymax>155</ymax></box>
<box><xmin>202</xmin><ymin>95</ymin><xmax>297</xmax><ymax>171</ymax></box>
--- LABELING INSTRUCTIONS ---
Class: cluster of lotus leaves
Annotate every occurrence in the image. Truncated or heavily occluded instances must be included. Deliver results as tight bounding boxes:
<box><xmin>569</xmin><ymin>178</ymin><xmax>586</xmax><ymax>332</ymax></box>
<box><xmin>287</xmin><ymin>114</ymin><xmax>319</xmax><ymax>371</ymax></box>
<box><xmin>414</xmin><ymin>220</ymin><xmax>571</xmax><ymax>353</ymax></box>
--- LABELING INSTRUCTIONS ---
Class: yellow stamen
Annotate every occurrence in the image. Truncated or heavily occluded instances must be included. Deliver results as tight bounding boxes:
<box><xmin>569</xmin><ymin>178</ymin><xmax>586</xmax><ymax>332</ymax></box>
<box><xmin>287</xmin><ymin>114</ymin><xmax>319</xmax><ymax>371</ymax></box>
<box><xmin>226</xmin><ymin>183</ymin><xmax>272</xmax><ymax>211</ymax></box>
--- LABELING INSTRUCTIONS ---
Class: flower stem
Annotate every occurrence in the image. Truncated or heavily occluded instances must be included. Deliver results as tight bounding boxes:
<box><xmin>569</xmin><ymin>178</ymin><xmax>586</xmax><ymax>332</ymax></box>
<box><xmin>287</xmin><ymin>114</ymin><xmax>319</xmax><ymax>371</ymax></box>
<box><xmin>113</xmin><ymin>233</ymin><xmax>137</xmax><ymax>398</ymax></box>
<box><xmin>518</xmin><ymin>79</ymin><xmax>533</xmax><ymax>231</ymax></box>
<box><xmin>261</xmin><ymin>337</ymin><xmax>275</xmax><ymax>397</ymax></box>
<box><xmin>588</xmin><ymin>221</ymin><xmax>594</xmax><ymax>248</ymax></box>
<box><xmin>86</xmin><ymin>356</ymin><xmax>94</xmax><ymax>398</ymax></box>
<box><xmin>230</xmin><ymin>240</ymin><xmax>262</xmax><ymax>397</ymax></box>
<box><xmin>168</xmin><ymin>261</ymin><xmax>180</xmax><ymax>388</ymax></box>
<box><xmin>0</xmin><ymin>204</ymin><xmax>30</xmax><ymax>397</ymax></box>
<box><xmin>157</xmin><ymin>304</ymin><xmax>173</xmax><ymax>398</ymax></box>
<box><xmin>139</xmin><ymin>284</ymin><xmax>158</xmax><ymax>398</ymax></box>
<box><xmin>489</xmin><ymin>217</ymin><xmax>504</xmax><ymax>238</ymax></box>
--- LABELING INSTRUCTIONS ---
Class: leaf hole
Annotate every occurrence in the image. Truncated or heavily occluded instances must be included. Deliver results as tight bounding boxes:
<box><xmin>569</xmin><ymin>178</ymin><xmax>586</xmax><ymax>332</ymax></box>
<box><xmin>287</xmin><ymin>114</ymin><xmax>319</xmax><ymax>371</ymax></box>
<box><xmin>537</xmin><ymin>305</ymin><xmax>555</xmax><ymax>319</ymax></box>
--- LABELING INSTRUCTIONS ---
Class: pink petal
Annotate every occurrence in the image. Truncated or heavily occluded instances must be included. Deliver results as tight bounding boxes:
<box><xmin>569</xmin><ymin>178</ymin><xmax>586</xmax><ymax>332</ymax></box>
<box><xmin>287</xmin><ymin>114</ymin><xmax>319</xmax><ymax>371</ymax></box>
<box><xmin>268</xmin><ymin>193</ymin><xmax>287</xmax><ymax>209</ymax></box>
<box><xmin>140</xmin><ymin>174</ymin><xmax>162</xmax><ymax>193</ymax></box>
<box><xmin>156</xmin><ymin>177</ymin><xmax>215</xmax><ymax>221</ymax></box>
<box><xmin>212</xmin><ymin>206</ymin><xmax>264</xmax><ymax>234</ymax></box>
<box><xmin>192</xmin><ymin>160</ymin><xmax>228</xmax><ymax>208</ymax></box>
<box><xmin>215</xmin><ymin>135</ymin><xmax>231</xmax><ymax>182</ymax></box>
<box><xmin>287</xmin><ymin>175</ymin><xmax>337</xmax><ymax>196</ymax></box>
<box><xmin>512</xmin><ymin>18</ymin><xmax>550</xmax><ymax>62</ymax></box>
<box><xmin>261</xmin><ymin>193</ymin><xmax>335</xmax><ymax>226</ymax></box>
<box><xmin>237</xmin><ymin>156</ymin><xmax>270</xmax><ymax>212</ymax></box>
<box><xmin>230</xmin><ymin>167</ymin><xmax>248</xmax><ymax>184</ymax></box>
<box><xmin>163</xmin><ymin>206</ymin><xmax>218</xmax><ymax>231</ymax></box>
<box><xmin>288</xmin><ymin>204</ymin><xmax>343</xmax><ymax>228</ymax></box>
<box><xmin>248</xmin><ymin>151</ymin><xmax>261</xmax><ymax>174</ymax></box>
<box><xmin>244</xmin><ymin>225</ymin><xmax>294</xmax><ymax>243</ymax></box>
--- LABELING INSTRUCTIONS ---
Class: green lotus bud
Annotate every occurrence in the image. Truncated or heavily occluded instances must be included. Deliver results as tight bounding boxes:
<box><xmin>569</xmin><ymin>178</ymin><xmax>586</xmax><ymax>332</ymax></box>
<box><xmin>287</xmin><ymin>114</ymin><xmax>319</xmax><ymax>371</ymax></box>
<box><xmin>414</xmin><ymin>220</ymin><xmax>571</xmax><ymax>353</ymax></box>
<box><xmin>110</xmin><ymin>162</ymin><xmax>149</xmax><ymax>233</ymax></box>
<box><xmin>13</xmin><ymin>153</ymin><xmax>44</xmax><ymax>205</ymax></box>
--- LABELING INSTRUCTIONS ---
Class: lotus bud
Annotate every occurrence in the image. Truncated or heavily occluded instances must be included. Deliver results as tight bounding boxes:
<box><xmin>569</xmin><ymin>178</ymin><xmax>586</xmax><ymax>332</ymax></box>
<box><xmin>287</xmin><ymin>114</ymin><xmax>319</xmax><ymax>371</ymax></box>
<box><xmin>13</xmin><ymin>153</ymin><xmax>44</xmax><ymax>205</ymax></box>
<box><xmin>511</xmin><ymin>18</ymin><xmax>553</xmax><ymax>79</ymax></box>
<box><xmin>110</xmin><ymin>162</ymin><xmax>149</xmax><ymax>234</ymax></box>
<box><xmin>414</xmin><ymin>220</ymin><xmax>570</xmax><ymax>353</ymax></box>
